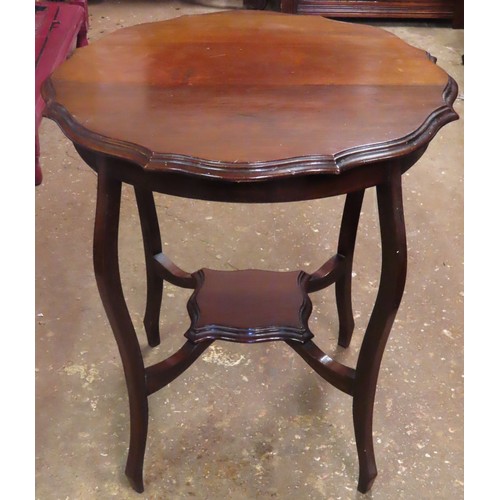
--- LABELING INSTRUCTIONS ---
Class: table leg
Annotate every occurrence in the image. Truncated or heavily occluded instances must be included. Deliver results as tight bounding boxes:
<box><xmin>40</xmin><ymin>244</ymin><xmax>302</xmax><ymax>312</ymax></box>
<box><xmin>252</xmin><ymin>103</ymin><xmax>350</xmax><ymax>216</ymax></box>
<box><xmin>135</xmin><ymin>188</ymin><xmax>163</xmax><ymax>347</ymax></box>
<box><xmin>353</xmin><ymin>170</ymin><xmax>407</xmax><ymax>493</ymax></box>
<box><xmin>93</xmin><ymin>165</ymin><xmax>148</xmax><ymax>493</ymax></box>
<box><xmin>336</xmin><ymin>190</ymin><xmax>365</xmax><ymax>348</ymax></box>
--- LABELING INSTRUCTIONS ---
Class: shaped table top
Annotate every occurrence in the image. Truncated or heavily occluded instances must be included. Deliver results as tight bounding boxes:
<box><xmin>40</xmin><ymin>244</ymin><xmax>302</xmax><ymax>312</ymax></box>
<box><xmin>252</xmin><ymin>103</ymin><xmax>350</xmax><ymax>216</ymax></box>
<box><xmin>43</xmin><ymin>10</ymin><xmax>458</xmax><ymax>180</ymax></box>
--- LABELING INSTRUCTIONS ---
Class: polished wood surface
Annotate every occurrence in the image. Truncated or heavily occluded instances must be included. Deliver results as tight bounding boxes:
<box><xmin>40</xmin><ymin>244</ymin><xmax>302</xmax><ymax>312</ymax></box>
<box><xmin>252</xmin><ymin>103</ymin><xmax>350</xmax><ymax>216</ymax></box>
<box><xmin>186</xmin><ymin>269</ymin><xmax>313</xmax><ymax>343</ymax></box>
<box><xmin>43</xmin><ymin>10</ymin><xmax>456</xmax><ymax>178</ymax></box>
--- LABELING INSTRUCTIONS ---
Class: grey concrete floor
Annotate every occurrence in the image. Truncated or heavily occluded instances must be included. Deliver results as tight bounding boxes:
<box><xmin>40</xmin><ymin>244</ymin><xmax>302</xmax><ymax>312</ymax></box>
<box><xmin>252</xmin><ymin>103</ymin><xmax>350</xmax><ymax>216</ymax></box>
<box><xmin>35</xmin><ymin>2</ymin><xmax>464</xmax><ymax>499</ymax></box>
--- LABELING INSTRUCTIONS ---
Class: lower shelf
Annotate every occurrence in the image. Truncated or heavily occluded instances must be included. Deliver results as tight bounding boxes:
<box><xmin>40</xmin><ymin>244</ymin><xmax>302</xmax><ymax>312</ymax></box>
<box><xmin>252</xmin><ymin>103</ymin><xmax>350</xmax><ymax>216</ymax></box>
<box><xmin>185</xmin><ymin>268</ymin><xmax>314</xmax><ymax>344</ymax></box>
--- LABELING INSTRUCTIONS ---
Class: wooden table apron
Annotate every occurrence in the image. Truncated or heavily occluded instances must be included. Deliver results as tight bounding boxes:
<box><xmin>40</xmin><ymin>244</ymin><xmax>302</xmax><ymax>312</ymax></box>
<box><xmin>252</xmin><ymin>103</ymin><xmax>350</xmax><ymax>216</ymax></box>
<box><xmin>41</xmin><ymin>10</ymin><xmax>458</xmax><ymax>495</ymax></box>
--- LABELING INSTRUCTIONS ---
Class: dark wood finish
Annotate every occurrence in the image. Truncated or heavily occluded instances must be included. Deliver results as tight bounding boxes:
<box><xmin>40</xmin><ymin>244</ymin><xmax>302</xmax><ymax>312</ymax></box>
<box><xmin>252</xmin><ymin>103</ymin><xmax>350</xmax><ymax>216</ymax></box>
<box><xmin>280</xmin><ymin>0</ymin><xmax>463</xmax><ymax>28</ymax></box>
<box><xmin>286</xmin><ymin>339</ymin><xmax>356</xmax><ymax>395</ymax></box>
<box><xmin>93</xmin><ymin>162</ymin><xmax>148</xmax><ymax>492</ymax></box>
<box><xmin>134</xmin><ymin>187</ymin><xmax>164</xmax><ymax>347</ymax></box>
<box><xmin>42</xmin><ymin>11</ymin><xmax>458</xmax><ymax>495</ymax></box>
<box><xmin>145</xmin><ymin>340</ymin><xmax>214</xmax><ymax>395</ymax></box>
<box><xmin>186</xmin><ymin>269</ymin><xmax>313</xmax><ymax>344</ymax></box>
<box><xmin>452</xmin><ymin>0</ymin><xmax>464</xmax><ymax>29</ymax></box>
<box><xmin>336</xmin><ymin>191</ymin><xmax>365</xmax><ymax>348</ymax></box>
<box><xmin>73</xmin><ymin>145</ymin><xmax>428</xmax><ymax>203</ymax></box>
<box><xmin>353</xmin><ymin>167</ymin><xmax>408</xmax><ymax>493</ymax></box>
<box><xmin>307</xmin><ymin>254</ymin><xmax>346</xmax><ymax>293</ymax></box>
<box><xmin>42</xmin><ymin>11</ymin><xmax>456</xmax><ymax>177</ymax></box>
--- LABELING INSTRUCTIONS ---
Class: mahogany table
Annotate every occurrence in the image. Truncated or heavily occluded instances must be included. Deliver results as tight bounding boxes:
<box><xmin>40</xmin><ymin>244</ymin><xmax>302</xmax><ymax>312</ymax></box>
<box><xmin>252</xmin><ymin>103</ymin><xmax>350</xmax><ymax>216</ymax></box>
<box><xmin>42</xmin><ymin>11</ymin><xmax>458</xmax><ymax>494</ymax></box>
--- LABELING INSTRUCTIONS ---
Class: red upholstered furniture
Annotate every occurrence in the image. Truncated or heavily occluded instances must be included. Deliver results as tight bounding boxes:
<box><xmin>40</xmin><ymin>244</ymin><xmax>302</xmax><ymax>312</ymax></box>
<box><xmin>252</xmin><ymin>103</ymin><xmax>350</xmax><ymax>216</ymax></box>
<box><xmin>35</xmin><ymin>0</ymin><xmax>89</xmax><ymax>185</ymax></box>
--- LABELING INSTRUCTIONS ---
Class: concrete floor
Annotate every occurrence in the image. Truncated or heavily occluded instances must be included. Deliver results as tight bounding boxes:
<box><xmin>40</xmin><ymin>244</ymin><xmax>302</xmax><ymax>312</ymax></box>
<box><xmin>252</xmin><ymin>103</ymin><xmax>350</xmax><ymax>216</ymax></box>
<box><xmin>35</xmin><ymin>2</ymin><xmax>464</xmax><ymax>499</ymax></box>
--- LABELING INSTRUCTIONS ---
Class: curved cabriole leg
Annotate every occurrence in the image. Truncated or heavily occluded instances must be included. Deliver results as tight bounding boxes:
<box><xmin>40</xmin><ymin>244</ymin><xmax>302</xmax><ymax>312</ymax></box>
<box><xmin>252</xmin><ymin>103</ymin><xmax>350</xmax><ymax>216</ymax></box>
<box><xmin>353</xmin><ymin>171</ymin><xmax>407</xmax><ymax>493</ymax></box>
<box><xmin>336</xmin><ymin>190</ymin><xmax>365</xmax><ymax>348</ymax></box>
<box><xmin>135</xmin><ymin>188</ymin><xmax>164</xmax><ymax>347</ymax></box>
<box><xmin>94</xmin><ymin>164</ymin><xmax>149</xmax><ymax>493</ymax></box>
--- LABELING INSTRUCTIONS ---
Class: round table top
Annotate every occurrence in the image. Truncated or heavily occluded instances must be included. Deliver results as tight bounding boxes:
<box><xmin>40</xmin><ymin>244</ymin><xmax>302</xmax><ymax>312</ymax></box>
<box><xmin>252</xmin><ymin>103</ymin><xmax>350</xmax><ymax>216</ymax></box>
<box><xmin>43</xmin><ymin>10</ymin><xmax>458</xmax><ymax>181</ymax></box>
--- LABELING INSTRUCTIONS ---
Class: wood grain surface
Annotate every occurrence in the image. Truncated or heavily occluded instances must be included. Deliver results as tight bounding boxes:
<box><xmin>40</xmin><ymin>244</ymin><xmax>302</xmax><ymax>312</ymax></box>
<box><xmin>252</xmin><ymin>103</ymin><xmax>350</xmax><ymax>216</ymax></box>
<box><xmin>43</xmin><ymin>10</ymin><xmax>457</xmax><ymax>178</ymax></box>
